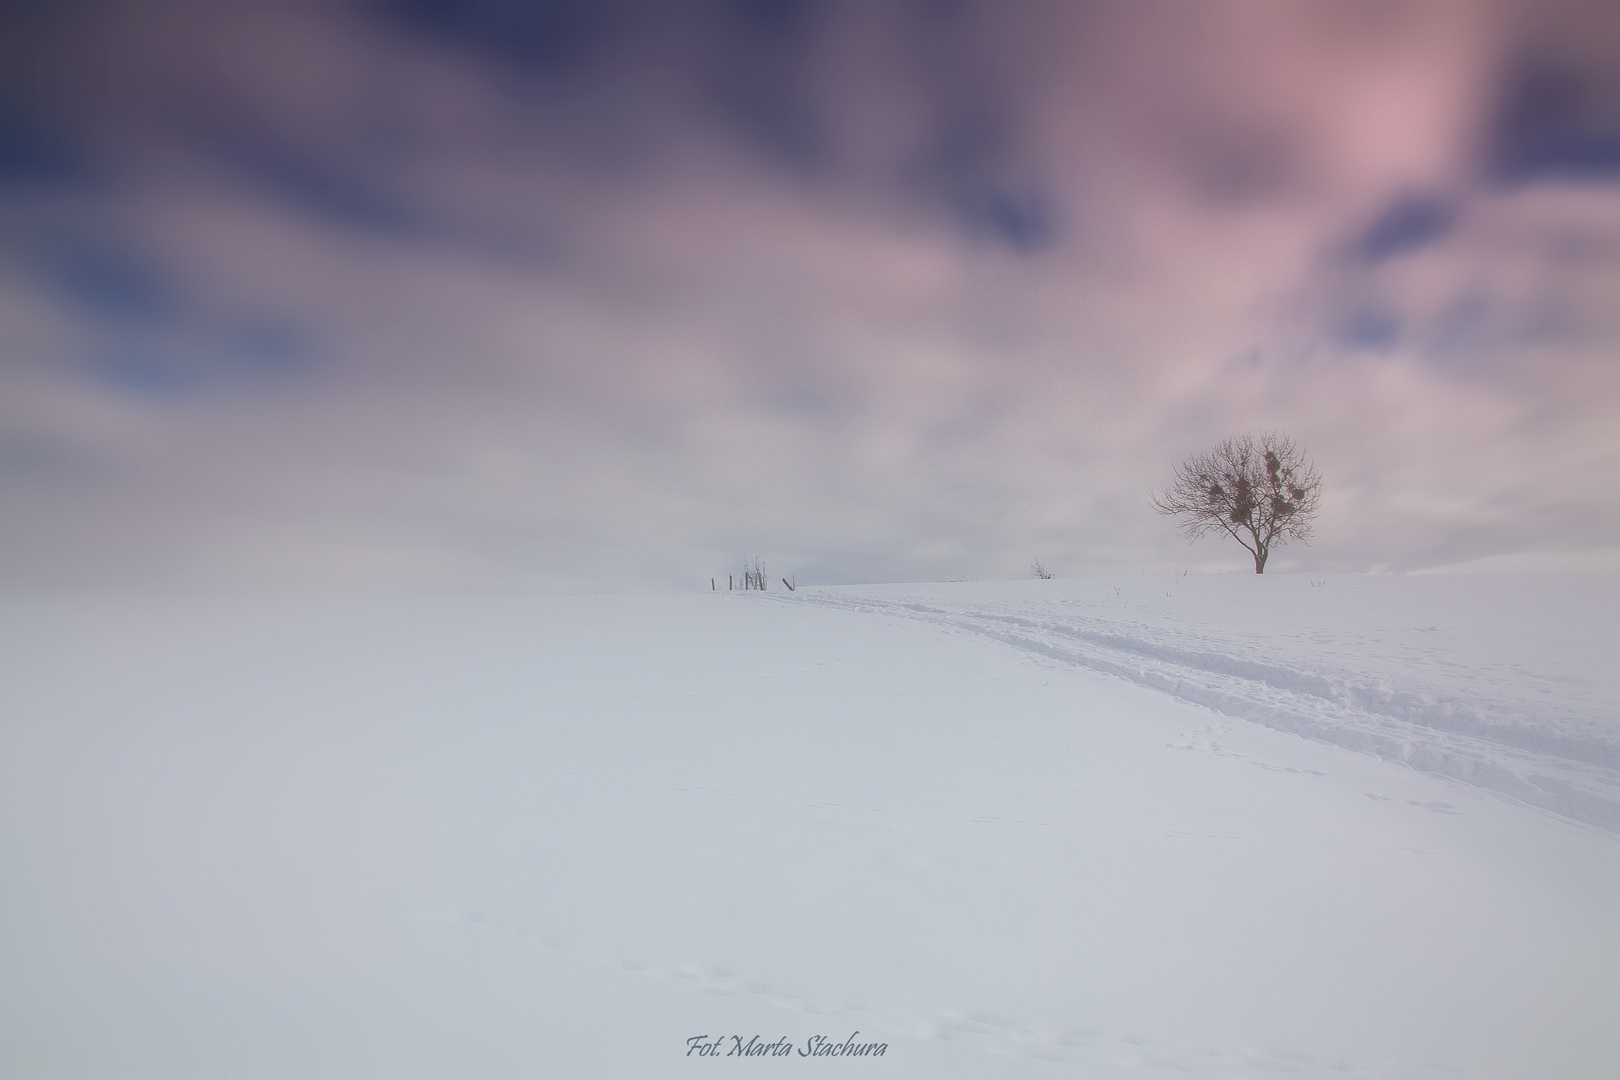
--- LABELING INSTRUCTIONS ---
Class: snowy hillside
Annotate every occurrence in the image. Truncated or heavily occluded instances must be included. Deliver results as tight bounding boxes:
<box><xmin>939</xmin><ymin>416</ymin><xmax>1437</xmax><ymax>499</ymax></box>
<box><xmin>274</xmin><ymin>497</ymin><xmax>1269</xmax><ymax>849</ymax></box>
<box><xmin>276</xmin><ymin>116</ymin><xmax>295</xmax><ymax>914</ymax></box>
<box><xmin>2</xmin><ymin>575</ymin><xmax>1616</xmax><ymax>1078</ymax></box>
<box><xmin>799</xmin><ymin>575</ymin><xmax>1620</xmax><ymax>833</ymax></box>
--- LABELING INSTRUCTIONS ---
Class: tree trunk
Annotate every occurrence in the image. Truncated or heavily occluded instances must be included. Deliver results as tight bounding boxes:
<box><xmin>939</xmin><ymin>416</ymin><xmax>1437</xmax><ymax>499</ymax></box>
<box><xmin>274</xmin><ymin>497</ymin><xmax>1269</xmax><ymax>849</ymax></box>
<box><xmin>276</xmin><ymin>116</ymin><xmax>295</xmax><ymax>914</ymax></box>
<box><xmin>1254</xmin><ymin>547</ymin><xmax>1268</xmax><ymax>573</ymax></box>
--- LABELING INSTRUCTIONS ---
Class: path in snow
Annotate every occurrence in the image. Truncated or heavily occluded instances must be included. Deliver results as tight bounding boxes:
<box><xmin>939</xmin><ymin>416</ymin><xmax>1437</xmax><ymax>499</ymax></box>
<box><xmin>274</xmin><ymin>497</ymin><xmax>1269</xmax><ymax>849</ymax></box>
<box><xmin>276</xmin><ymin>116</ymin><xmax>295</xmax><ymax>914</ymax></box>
<box><xmin>787</xmin><ymin>575</ymin><xmax>1620</xmax><ymax>834</ymax></box>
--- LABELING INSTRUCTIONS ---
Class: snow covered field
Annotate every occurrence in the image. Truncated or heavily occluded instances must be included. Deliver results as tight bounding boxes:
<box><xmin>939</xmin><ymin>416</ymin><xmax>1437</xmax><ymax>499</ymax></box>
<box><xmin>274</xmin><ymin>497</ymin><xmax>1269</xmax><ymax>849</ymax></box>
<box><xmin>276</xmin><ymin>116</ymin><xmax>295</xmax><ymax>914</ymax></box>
<box><xmin>2</xmin><ymin>575</ymin><xmax>1616</xmax><ymax>1078</ymax></box>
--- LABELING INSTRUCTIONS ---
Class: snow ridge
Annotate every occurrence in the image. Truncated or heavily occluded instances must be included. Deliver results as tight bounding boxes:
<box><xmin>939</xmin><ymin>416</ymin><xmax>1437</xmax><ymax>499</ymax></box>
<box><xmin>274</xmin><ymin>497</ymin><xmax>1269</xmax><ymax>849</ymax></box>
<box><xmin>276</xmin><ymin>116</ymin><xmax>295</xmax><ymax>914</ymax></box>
<box><xmin>790</xmin><ymin>591</ymin><xmax>1620</xmax><ymax>835</ymax></box>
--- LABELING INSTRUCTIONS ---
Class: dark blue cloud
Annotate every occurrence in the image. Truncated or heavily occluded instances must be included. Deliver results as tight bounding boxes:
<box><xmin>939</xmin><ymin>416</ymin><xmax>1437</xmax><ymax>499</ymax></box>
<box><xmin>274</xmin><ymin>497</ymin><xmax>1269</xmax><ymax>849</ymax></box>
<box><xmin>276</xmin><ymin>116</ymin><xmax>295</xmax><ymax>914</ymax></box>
<box><xmin>375</xmin><ymin>0</ymin><xmax>612</xmax><ymax>74</ymax></box>
<box><xmin>19</xmin><ymin>225</ymin><xmax>320</xmax><ymax>394</ymax></box>
<box><xmin>1336</xmin><ymin>308</ymin><xmax>1400</xmax><ymax>353</ymax></box>
<box><xmin>375</xmin><ymin>0</ymin><xmax>826</xmax><ymax>76</ymax></box>
<box><xmin>189</xmin><ymin>112</ymin><xmax>426</xmax><ymax>237</ymax></box>
<box><xmin>377</xmin><ymin>0</ymin><xmax>835</xmax><ymax>170</ymax></box>
<box><xmin>707</xmin><ymin>79</ymin><xmax>826</xmax><ymax>168</ymax></box>
<box><xmin>912</xmin><ymin>95</ymin><xmax>1056</xmax><ymax>253</ymax></box>
<box><xmin>960</xmin><ymin>188</ymin><xmax>1053</xmax><ymax>253</ymax></box>
<box><xmin>88</xmin><ymin>351</ymin><xmax>202</xmax><ymax>397</ymax></box>
<box><xmin>694</xmin><ymin>0</ymin><xmax>832</xmax><ymax>171</ymax></box>
<box><xmin>219</xmin><ymin>319</ymin><xmax>317</xmax><ymax>373</ymax></box>
<box><xmin>728</xmin><ymin>0</ymin><xmax>821</xmax><ymax>34</ymax></box>
<box><xmin>1356</xmin><ymin>194</ymin><xmax>1455</xmax><ymax>262</ymax></box>
<box><xmin>84</xmin><ymin>317</ymin><xmax>319</xmax><ymax>399</ymax></box>
<box><xmin>0</xmin><ymin>106</ymin><xmax>89</xmax><ymax>186</ymax></box>
<box><xmin>1488</xmin><ymin>58</ymin><xmax>1620</xmax><ymax>184</ymax></box>
<box><xmin>29</xmin><ymin>231</ymin><xmax>175</xmax><ymax>324</ymax></box>
<box><xmin>927</xmin><ymin>99</ymin><xmax>1003</xmax><ymax>184</ymax></box>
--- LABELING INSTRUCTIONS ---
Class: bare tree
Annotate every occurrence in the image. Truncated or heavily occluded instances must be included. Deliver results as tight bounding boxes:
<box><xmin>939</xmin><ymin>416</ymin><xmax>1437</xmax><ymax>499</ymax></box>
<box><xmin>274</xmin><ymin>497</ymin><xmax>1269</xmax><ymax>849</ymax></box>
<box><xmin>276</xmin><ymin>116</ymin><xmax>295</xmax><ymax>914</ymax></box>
<box><xmin>1150</xmin><ymin>432</ymin><xmax>1322</xmax><ymax>574</ymax></box>
<box><xmin>1030</xmin><ymin>558</ymin><xmax>1053</xmax><ymax>579</ymax></box>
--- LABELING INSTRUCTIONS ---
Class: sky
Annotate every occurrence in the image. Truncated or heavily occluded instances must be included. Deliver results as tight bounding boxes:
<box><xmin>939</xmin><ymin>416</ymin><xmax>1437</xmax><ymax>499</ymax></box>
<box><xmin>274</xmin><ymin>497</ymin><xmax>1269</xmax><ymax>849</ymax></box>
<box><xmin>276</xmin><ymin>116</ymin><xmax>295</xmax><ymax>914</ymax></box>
<box><xmin>2</xmin><ymin>0</ymin><xmax>1618</xmax><ymax>591</ymax></box>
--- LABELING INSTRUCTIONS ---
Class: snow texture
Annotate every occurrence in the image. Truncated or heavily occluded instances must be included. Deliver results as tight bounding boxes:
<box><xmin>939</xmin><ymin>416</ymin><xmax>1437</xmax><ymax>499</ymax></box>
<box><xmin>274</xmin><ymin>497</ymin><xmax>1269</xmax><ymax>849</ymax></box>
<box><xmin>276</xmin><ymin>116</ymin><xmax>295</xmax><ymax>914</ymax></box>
<box><xmin>1</xmin><ymin>574</ymin><xmax>1616</xmax><ymax>1079</ymax></box>
<box><xmin>797</xmin><ymin>576</ymin><xmax>1620</xmax><ymax>833</ymax></box>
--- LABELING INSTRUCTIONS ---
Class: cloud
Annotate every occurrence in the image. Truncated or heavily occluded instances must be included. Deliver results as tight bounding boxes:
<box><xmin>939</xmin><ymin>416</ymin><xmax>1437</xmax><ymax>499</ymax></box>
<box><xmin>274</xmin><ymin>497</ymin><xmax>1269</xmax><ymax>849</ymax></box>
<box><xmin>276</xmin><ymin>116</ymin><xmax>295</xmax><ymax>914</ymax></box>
<box><xmin>27</xmin><ymin>229</ymin><xmax>177</xmax><ymax>325</ymax></box>
<box><xmin>0</xmin><ymin>0</ymin><xmax>1616</xmax><ymax>588</ymax></box>
<box><xmin>0</xmin><ymin>105</ymin><xmax>89</xmax><ymax>185</ymax></box>
<box><xmin>1334</xmin><ymin>308</ymin><xmax>1401</xmax><ymax>353</ymax></box>
<box><xmin>1489</xmin><ymin>55</ymin><xmax>1620</xmax><ymax>184</ymax></box>
<box><xmin>378</xmin><ymin>0</ymin><xmax>617</xmax><ymax>74</ymax></box>
<box><xmin>1355</xmin><ymin>194</ymin><xmax>1457</xmax><ymax>262</ymax></box>
<box><xmin>185</xmin><ymin>108</ymin><xmax>431</xmax><ymax>238</ymax></box>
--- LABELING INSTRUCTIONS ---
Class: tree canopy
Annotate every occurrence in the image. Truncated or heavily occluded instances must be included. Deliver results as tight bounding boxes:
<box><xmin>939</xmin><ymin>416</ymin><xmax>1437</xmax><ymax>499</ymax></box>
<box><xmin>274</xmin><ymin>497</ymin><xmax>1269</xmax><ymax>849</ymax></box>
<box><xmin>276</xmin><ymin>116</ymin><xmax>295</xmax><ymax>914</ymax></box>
<box><xmin>1151</xmin><ymin>432</ymin><xmax>1321</xmax><ymax>573</ymax></box>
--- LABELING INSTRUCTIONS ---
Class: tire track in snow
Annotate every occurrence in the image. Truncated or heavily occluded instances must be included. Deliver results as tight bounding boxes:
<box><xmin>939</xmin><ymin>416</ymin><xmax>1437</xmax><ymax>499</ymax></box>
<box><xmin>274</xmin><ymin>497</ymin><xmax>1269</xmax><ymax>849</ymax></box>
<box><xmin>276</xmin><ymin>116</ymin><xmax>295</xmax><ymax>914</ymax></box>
<box><xmin>788</xmin><ymin>593</ymin><xmax>1620</xmax><ymax>835</ymax></box>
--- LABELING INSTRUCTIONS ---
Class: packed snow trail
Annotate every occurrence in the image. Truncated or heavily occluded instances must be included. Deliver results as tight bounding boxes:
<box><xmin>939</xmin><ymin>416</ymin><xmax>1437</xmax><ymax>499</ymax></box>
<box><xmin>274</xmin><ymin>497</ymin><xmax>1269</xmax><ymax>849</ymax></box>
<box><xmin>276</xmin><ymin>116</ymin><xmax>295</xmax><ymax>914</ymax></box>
<box><xmin>787</xmin><ymin>576</ymin><xmax>1620</xmax><ymax>835</ymax></box>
